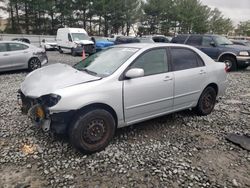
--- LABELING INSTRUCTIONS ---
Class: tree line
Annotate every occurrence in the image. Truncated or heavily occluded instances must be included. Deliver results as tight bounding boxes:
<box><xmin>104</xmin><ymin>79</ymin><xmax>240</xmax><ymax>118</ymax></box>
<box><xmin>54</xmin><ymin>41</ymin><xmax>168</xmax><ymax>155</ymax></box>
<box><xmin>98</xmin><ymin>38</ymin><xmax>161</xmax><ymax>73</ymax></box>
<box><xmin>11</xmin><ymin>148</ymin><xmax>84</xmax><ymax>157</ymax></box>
<box><xmin>0</xmin><ymin>0</ymin><xmax>245</xmax><ymax>36</ymax></box>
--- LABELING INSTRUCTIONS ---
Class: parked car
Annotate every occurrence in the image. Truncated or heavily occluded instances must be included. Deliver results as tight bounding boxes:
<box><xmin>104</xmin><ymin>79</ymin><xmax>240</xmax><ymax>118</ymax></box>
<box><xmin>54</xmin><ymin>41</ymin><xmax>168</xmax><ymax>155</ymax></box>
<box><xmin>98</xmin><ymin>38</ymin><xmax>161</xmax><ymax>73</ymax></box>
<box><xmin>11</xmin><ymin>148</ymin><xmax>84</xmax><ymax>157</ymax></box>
<box><xmin>0</xmin><ymin>41</ymin><xmax>48</xmax><ymax>72</ymax></box>
<box><xmin>230</xmin><ymin>39</ymin><xmax>250</xmax><ymax>47</ymax></box>
<box><xmin>18</xmin><ymin>43</ymin><xmax>227</xmax><ymax>153</ymax></box>
<box><xmin>136</xmin><ymin>36</ymin><xmax>155</xmax><ymax>43</ymax></box>
<box><xmin>137</xmin><ymin>35</ymin><xmax>171</xmax><ymax>43</ymax></box>
<box><xmin>56</xmin><ymin>28</ymin><xmax>96</xmax><ymax>56</ymax></box>
<box><xmin>114</xmin><ymin>36</ymin><xmax>140</xmax><ymax>45</ymax></box>
<box><xmin>92</xmin><ymin>37</ymin><xmax>114</xmax><ymax>51</ymax></box>
<box><xmin>171</xmin><ymin>34</ymin><xmax>250</xmax><ymax>71</ymax></box>
<box><xmin>12</xmin><ymin>38</ymin><xmax>30</xmax><ymax>44</ymax></box>
<box><xmin>41</xmin><ymin>39</ymin><xmax>58</xmax><ymax>51</ymax></box>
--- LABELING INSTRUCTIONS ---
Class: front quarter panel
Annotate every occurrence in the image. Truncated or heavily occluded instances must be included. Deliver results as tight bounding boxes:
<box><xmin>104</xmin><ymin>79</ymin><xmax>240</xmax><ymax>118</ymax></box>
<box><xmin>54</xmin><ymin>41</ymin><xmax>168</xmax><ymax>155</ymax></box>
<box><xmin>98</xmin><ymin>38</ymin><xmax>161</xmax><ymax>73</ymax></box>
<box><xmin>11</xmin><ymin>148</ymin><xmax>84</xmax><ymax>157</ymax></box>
<box><xmin>49</xmin><ymin>78</ymin><xmax>124</xmax><ymax>124</ymax></box>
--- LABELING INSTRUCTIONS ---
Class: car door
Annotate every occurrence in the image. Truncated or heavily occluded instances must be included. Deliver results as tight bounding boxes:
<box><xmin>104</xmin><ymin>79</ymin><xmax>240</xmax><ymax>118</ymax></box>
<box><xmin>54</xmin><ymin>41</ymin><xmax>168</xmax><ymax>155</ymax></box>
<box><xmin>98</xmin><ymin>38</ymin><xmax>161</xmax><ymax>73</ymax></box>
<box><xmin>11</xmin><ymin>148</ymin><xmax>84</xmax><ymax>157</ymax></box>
<box><xmin>0</xmin><ymin>43</ymin><xmax>10</xmax><ymax>70</ymax></box>
<box><xmin>169</xmin><ymin>47</ymin><xmax>207</xmax><ymax>110</ymax></box>
<box><xmin>123</xmin><ymin>48</ymin><xmax>174</xmax><ymax>124</ymax></box>
<box><xmin>200</xmin><ymin>36</ymin><xmax>220</xmax><ymax>60</ymax></box>
<box><xmin>5</xmin><ymin>43</ymin><xmax>30</xmax><ymax>70</ymax></box>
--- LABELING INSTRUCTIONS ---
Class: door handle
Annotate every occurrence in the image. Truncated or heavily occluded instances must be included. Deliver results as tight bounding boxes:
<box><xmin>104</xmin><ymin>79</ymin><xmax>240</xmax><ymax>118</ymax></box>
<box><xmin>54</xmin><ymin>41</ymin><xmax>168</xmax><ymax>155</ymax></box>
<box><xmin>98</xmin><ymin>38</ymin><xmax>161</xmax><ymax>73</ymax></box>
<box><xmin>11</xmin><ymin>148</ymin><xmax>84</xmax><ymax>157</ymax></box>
<box><xmin>199</xmin><ymin>70</ymin><xmax>206</xmax><ymax>75</ymax></box>
<box><xmin>163</xmin><ymin>76</ymin><xmax>173</xmax><ymax>81</ymax></box>
<box><xmin>3</xmin><ymin>54</ymin><xmax>9</xmax><ymax>56</ymax></box>
<box><xmin>23</xmin><ymin>51</ymin><xmax>29</xmax><ymax>54</ymax></box>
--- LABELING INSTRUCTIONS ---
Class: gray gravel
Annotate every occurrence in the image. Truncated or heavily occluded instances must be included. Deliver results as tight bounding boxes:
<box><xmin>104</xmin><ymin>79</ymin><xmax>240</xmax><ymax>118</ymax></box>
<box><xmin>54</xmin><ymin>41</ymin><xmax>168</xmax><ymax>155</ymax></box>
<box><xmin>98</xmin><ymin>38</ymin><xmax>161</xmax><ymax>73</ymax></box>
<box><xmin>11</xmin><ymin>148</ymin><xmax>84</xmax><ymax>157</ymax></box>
<box><xmin>0</xmin><ymin>51</ymin><xmax>250</xmax><ymax>188</ymax></box>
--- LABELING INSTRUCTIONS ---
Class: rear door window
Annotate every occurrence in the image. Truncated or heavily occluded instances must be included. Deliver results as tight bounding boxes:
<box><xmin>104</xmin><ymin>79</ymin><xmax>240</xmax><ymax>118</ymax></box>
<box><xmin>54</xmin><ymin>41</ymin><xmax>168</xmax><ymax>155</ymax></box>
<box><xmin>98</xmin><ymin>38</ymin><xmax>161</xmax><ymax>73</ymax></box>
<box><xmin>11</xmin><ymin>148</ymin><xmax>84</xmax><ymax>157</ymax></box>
<box><xmin>186</xmin><ymin>36</ymin><xmax>202</xmax><ymax>46</ymax></box>
<box><xmin>8</xmin><ymin>43</ymin><xmax>29</xmax><ymax>51</ymax></box>
<box><xmin>202</xmin><ymin>36</ymin><xmax>214</xmax><ymax>47</ymax></box>
<box><xmin>0</xmin><ymin>43</ymin><xmax>7</xmax><ymax>52</ymax></box>
<box><xmin>170</xmin><ymin>47</ymin><xmax>204</xmax><ymax>71</ymax></box>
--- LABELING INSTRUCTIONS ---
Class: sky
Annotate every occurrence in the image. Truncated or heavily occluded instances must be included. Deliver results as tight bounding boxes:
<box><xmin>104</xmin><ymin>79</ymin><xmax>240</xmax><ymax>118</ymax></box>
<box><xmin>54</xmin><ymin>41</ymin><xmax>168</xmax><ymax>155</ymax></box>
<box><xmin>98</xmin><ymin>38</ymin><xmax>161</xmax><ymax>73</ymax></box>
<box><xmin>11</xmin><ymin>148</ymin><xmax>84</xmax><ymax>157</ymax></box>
<box><xmin>200</xmin><ymin>0</ymin><xmax>250</xmax><ymax>25</ymax></box>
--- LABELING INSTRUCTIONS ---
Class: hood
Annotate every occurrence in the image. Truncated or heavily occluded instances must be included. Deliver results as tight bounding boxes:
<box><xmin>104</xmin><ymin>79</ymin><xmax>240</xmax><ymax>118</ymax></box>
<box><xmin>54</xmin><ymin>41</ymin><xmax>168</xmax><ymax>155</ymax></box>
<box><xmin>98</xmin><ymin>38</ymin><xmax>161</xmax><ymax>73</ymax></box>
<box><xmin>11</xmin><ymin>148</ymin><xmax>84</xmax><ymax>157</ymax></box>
<box><xmin>75</xmin><ymin>40</ymin><xmax>94</xmax><ymax>45</ymax></box>
<box><xmin>221</xmin><ymin>44</ymin><xmax>250</xmax><ymax>51</ymax></box>
<box><xmin>21</xmin><ymin>63</ymin><xmax>101</xmax><ymax>98</ymax></box>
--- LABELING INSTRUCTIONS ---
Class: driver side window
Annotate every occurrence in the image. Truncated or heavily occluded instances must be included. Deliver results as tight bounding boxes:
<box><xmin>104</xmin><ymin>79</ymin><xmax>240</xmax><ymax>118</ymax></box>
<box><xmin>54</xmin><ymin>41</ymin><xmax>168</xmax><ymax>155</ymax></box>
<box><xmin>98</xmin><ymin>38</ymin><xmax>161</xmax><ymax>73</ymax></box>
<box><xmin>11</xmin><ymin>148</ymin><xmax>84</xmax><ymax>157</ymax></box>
<box><xmin>130</xmin><ymin>49</ymin><xmax>168</xmax><ymax>76</ymax></box>
<box><xmin>202</xmin><ymin>36</ymin><xmax>214</xmax><ymax>47</ymax></box>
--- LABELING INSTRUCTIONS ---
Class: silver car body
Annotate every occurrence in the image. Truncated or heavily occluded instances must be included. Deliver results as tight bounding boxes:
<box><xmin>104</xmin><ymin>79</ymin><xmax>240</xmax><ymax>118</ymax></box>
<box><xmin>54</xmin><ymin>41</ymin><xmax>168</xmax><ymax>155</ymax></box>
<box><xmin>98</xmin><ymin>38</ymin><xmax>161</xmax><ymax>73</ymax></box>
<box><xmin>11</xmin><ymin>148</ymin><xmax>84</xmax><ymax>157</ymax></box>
<box><xmin>20</xmin><ymin>43</ymin><xmax>227</xmax><ymax>131</ymax></box>
<box><xmin>0</xmin><ymin>41</ymin><xmax>48</xmax><ymax>72</ymax></box>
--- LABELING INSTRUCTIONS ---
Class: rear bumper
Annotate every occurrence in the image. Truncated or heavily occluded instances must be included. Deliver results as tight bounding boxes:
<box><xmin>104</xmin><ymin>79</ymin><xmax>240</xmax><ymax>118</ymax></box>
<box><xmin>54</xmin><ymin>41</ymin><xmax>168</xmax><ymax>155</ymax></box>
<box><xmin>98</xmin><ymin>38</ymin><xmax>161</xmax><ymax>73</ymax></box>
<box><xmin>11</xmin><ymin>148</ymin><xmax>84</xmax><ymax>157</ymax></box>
<box><xmin>38</xmin><ymin>54</ymin><xmax>48</xmax><ymax>66</ymax></box>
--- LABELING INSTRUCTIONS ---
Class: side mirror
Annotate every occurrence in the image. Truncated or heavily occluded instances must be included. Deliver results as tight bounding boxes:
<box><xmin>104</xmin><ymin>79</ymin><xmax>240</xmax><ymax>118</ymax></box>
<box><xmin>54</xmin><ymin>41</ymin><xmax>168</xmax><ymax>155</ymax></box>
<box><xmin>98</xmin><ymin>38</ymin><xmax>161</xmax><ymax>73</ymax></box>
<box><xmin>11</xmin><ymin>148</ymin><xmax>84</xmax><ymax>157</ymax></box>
<box><xmin>210</xmin><ymin>41</ymin><xmax>216</xmax><ymax>47</ymax></box>
<box><xmin>125</xmin><ymin>68</ymin><xmax>144</xmax><ymax>79</ymax></box>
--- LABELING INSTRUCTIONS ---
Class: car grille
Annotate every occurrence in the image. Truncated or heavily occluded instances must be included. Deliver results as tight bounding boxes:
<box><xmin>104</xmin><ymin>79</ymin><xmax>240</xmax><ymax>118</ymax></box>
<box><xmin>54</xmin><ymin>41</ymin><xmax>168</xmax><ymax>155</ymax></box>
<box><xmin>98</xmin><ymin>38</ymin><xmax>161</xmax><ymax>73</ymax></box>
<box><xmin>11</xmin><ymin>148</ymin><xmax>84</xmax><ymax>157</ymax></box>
<box><xmin>84</xmin><ymin>44</ymin><xmax>96</xmax><ymax>54</ymax></box>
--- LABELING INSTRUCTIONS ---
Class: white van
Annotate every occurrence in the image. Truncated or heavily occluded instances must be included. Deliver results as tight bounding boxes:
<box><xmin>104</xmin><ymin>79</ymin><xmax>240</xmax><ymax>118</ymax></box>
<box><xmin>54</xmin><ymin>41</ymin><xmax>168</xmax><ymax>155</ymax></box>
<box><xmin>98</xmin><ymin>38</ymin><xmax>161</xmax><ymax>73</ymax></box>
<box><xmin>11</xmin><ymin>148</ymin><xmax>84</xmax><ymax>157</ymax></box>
<box><xmin>56</xmin><ymin>28</ymin><xmax>96</xmax><ymax>56</ymax></box>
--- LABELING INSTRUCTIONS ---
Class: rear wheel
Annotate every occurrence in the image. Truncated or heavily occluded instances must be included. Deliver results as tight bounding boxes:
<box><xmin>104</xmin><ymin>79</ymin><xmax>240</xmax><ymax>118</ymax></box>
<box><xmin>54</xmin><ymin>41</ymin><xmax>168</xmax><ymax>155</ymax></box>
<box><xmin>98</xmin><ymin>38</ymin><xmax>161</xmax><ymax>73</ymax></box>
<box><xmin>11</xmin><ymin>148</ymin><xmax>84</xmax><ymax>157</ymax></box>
<box><xmin>69</xmin><ymin>109</ymin><xmax>116</xmax><ymax>154</ymax></box>
<box><xmin>195</xmin><ymin>86</ymin><xmax>217</xmax><ymax>116</ymax></box>
<box><xmin>220</xmin><ymin>56</ymin><xmax>237</xmax><ymax>71</ymax></box>
<box><xmin>28</xmin><ymin>58</ymin><xmax>41</xmax><ymax>71</ymax></box>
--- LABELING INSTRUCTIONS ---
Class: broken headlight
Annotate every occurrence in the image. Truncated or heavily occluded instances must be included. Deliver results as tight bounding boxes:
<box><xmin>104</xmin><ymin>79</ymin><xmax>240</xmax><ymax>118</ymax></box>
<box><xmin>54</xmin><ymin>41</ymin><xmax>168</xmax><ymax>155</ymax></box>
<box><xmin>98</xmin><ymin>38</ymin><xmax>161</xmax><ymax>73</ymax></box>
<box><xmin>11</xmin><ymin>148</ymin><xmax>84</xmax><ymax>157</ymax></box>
<box><xmin>40</xmin><ymin>94</ymin><xmax>61</xmax><ymax>107</ymax></box>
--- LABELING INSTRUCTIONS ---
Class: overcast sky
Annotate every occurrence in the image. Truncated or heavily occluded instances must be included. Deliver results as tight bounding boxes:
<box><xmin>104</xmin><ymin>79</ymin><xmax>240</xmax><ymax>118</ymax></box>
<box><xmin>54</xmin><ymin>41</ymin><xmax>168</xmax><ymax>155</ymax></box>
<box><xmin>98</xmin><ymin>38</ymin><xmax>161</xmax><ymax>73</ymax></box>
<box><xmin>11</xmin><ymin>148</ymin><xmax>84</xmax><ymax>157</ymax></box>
<box><xmin>1</xmin><ymin>0</ymin><xmax>250</xmax><ymax>25</ymax></box>
<box><xmin>201</xmin><ymin>0</ymin><xmax>250</xmax><ymax>25</ymax></box>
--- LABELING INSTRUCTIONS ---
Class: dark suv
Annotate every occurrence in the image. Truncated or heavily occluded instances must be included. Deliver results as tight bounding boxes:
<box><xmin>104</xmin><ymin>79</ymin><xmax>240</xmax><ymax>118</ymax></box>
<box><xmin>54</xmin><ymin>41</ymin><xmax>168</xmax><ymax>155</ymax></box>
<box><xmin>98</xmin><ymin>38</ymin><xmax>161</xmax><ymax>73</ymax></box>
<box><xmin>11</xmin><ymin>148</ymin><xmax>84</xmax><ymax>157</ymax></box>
<box><xmin>171</xmin><ymin>34</ymin><xmax>250</xmax><ymax>71</ymax></box>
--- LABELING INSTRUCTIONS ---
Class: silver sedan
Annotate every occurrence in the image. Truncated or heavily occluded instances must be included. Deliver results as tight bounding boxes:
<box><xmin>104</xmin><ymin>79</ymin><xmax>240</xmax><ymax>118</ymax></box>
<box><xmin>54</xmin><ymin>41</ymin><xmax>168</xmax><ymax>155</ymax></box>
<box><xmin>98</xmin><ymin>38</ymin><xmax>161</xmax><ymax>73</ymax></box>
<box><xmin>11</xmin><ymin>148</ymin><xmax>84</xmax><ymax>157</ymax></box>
<box><xmin>0</xmin><ymin>41</ymin><xmax>48</xmax><ymax>72</ymax></box>
<box><xmin>19</xmin><ymin>43</ymin><xmax>227</xmax><ymax>153</ymax></box>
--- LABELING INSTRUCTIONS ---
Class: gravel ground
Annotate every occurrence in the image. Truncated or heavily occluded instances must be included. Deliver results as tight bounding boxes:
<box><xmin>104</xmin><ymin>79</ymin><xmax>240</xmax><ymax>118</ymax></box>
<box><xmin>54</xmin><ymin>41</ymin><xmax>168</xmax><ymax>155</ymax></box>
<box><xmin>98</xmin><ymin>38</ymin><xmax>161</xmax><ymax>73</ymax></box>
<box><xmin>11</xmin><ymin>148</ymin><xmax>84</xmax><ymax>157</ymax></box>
<box><xmin>0</xmin><ymin>51</ymin><xmax>250</xmax><ymax>188</ymax></box>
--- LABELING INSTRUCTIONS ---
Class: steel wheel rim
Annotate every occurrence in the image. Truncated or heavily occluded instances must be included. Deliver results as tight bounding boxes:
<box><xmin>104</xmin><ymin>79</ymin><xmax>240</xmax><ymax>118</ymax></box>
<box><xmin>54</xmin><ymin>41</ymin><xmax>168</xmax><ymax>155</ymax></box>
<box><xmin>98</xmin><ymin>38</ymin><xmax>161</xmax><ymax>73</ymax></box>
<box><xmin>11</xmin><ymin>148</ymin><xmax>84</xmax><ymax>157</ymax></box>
<box><xmin>202</xmin><ymin>91</ymin><xmax>214</xmax><ymax>112</ymax></box>
<box><xmin>30</xmin><ymin>58</ymin><xmax>41</xmax><ymax>70</ymax></box>
<box><xmin>82</xmin><ymin>119</ymin><xmax>106</xmax><ymax>144</ymax></box>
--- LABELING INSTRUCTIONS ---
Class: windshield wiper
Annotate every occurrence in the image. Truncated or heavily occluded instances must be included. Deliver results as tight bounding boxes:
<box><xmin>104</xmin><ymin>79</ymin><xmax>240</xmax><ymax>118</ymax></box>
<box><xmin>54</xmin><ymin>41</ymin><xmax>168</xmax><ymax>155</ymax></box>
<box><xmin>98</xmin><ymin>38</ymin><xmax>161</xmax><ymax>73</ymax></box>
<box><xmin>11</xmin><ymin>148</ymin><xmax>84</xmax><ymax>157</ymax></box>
<box><xmin>82</xmin><ymin>68</ymin><xmax>98</xmax><ymax>76</ymax></box>
<box><xmin>220</xmin><ymin>43</ymin><xmax>231</xmax><ymax>45</ymax></box>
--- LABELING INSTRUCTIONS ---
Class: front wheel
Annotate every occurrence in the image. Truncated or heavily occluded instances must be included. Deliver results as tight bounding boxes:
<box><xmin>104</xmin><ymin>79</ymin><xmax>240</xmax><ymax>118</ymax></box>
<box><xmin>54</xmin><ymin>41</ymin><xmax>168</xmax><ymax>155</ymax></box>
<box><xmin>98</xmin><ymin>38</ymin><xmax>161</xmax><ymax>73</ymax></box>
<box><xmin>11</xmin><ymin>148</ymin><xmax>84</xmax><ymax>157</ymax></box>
<box><xmin>220</xmin><ymin>56</ymin><xmax>237</xmax><ymax>71</ymax></box>
<box><xmin>195</xmin><ymin>86</ymin><xmax>217</xmax><ymax>116</ymax></box>
<box><xmin>69</xmin><ymin>109</ymin><xmax>116</xmax><ymax>154</ymax></box>
<box><xmin>28</xmin><ymin>58</ymin><xmax>41</xmax><ymax>71</ymax></box>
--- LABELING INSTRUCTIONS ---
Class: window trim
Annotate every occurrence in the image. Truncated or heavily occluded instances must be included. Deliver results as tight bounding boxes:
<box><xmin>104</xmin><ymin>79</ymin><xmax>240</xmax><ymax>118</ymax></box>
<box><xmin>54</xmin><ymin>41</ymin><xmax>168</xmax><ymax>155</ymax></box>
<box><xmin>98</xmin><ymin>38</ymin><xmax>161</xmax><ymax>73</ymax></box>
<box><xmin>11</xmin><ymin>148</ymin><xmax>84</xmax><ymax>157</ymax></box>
<box><xmin>119</xmin><ymin>47</ymin><xmax>170</xmax><ymax>81</ymax></box>
<box><xmin>168</xmin><ymin>47</ymin><xmax>205</xmax><ymax>72</ymax></box>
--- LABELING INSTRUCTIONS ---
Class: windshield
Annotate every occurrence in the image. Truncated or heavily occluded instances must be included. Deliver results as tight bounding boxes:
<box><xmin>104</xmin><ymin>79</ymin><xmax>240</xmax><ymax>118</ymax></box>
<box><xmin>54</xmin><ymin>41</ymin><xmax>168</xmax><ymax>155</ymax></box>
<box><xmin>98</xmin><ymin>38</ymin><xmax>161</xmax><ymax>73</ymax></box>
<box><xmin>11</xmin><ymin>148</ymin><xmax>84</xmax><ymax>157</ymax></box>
<box><xmin>71</xmin><ymin>33</ymin><xmax>90</xmax><ymax>41</ymax></box>
<box><xmin>214</xmin><ymin>36</ymin><xmax>233</xmax><ymax>45</ymax></box>
<box><xmin>73</xmin><ymin>47</ymin><xmax>139</xmax><ymax>77</ymax></box>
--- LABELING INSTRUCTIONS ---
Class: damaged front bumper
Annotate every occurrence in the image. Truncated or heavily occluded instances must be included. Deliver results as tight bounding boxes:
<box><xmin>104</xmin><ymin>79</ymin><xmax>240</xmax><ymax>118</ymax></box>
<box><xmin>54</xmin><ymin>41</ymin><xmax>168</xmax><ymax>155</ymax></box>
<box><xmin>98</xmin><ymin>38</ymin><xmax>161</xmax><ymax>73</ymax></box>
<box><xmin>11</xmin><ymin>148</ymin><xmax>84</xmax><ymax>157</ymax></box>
<box><xmin>18</xmin><ymin>90</ymin><xmax>74</xmax><ymax>134</ymax></box>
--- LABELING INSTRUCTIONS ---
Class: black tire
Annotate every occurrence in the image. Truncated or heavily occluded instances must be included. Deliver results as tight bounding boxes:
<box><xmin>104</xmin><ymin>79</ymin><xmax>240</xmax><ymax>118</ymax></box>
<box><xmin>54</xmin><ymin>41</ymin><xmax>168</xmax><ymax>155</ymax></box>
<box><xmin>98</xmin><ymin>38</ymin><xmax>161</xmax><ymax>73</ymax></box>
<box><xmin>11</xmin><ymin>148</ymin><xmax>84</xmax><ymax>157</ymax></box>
<box><xmin>71</xmin><ymin>49</ymin><xmax>77</xmax><ymax>56</ymax></box>
<box><xmin>58</xmin><ymin>47</ymin><xmax>63</xmax><ymax>54</ymax></box>
<box><xmin>28</xmin><ymin>58</ymin><xmax>41</xmax><ymax>71</ymax></box>
<box><xmin>69</xmin><ymin>109</ymin><xmax>116</xmax><ymax>154</ymax></box>
<box><xmin>220</xmin><ymin>56</ymin><xmax>237</xmax><ymax>71</ymax></box>
<box><xmin>195</xmin><ymin>86</ymin><xmax>217</xmax><ymax>116</ymax></box>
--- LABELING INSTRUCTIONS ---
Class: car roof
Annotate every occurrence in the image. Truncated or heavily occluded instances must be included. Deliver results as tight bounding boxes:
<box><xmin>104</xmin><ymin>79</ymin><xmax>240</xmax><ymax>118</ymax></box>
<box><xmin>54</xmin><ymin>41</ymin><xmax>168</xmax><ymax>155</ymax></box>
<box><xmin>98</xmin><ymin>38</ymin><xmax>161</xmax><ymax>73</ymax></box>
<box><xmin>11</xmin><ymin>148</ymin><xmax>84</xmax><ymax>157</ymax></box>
<box><xmin>113</xmin><ymin>43</ymin><xmax>193</xmax><ymax>49</ymax></box>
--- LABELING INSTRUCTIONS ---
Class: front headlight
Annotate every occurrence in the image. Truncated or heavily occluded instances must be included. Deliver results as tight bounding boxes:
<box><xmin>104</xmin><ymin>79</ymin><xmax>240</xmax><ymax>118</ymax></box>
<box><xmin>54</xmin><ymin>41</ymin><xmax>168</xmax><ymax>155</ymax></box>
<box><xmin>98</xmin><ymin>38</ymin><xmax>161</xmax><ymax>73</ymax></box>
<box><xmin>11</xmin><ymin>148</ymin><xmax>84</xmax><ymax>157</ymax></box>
<box><xmin>239</xmin><ymin>51</ymin><xmax>249</xmax><ymax>56</ymax></box>
<box><xmin>40</xmin><ymin>94</ymin><xmax>61</xmax><ymax>107</ymax></box>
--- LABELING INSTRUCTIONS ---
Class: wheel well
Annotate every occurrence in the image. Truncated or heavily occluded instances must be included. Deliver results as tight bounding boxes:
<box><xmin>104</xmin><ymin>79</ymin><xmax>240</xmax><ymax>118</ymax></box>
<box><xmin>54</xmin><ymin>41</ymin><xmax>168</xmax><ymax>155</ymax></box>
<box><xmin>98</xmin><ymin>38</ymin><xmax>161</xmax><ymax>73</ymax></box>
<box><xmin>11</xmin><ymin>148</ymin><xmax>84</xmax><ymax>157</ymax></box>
<box><xmin>219</xmin><ymin>54</ymin><xmax>236</xmax><ymax>62</ymax></box>
<box><xmin>75</xmin><ymin>103</ymin><xmax>118</xmax><ymax>127</ymax></box>
<box><xmin>206</xmin><ymin>83</ymin><xmax>218</xmax><ymax>95</ymax></box>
